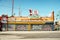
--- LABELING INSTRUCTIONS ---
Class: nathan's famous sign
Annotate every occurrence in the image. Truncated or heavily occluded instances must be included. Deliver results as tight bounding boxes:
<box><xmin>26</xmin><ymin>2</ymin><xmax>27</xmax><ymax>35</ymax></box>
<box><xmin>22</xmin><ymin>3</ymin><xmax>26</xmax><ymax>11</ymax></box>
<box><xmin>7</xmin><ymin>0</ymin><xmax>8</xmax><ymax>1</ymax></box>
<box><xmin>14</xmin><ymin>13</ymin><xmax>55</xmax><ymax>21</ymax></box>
<box><xmin>8</xmin><ymin>9</ymin><xmax>54</xmax><ymax>22</ymax></box>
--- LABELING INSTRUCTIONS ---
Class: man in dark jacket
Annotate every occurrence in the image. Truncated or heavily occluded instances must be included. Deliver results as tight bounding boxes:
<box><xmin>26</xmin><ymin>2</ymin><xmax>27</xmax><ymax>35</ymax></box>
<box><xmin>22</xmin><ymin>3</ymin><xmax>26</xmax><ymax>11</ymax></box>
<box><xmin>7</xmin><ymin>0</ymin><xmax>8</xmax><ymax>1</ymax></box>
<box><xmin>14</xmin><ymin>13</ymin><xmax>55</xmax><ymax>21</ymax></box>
<box><xmin>0</xmin><ymin>20</ymin><xmax>2</xmax><ymax>31</ymax></box>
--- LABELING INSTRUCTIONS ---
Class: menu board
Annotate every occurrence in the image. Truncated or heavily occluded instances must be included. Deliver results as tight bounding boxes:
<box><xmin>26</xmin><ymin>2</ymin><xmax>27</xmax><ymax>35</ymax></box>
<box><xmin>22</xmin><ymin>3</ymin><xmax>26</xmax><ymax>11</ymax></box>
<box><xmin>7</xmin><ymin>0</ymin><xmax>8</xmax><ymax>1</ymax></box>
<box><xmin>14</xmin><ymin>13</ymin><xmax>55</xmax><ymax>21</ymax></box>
<box><xmin>8</xmin><ymin>24</ymin><xmax>15</xmax><ymax>31</ymax></box>
<box><xmin>16</xmin><ymin>25</ymin><xmax>28</xmax><ymax>31</ymax></box>
<box><xmin>42</xmin><ymin>25</ymin><xmax>52</xmax><ymax>31</ymax></box>
<box><xmin>32</xmin><ymin>25</ymin><xmax>42</xmax><ymax>30</ymax></box>
<box><xmin>32</xmin><ymin>24</ymin><xmax>52</xmax><ymax>31</ymax></box>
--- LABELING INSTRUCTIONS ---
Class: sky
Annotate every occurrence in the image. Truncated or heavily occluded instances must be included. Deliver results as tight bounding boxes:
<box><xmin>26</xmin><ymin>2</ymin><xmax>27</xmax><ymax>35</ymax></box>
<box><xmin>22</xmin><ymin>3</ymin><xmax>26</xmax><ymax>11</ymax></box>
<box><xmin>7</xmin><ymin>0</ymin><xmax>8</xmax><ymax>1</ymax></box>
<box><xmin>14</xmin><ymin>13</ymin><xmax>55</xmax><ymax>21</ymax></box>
<box><xmin>0</xmin><ymin>0</ymin><xmax>60</xmax><ymax>18</ymax></box>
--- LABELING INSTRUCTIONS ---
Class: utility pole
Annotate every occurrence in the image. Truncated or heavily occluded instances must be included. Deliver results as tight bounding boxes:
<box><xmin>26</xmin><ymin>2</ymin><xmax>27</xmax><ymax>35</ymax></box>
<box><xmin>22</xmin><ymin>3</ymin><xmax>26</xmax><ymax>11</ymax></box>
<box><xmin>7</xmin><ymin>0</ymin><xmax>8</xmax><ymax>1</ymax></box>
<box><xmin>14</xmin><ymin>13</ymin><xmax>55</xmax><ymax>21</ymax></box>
<box><xmin>19</xmin><ymin>8</ymin><xmax>20</xmax><ymax>17</ymax></box>
<box><xmin>12</xmin><ymin>0</ymin><xmax>14</xmax><ymax>16</ymax></box>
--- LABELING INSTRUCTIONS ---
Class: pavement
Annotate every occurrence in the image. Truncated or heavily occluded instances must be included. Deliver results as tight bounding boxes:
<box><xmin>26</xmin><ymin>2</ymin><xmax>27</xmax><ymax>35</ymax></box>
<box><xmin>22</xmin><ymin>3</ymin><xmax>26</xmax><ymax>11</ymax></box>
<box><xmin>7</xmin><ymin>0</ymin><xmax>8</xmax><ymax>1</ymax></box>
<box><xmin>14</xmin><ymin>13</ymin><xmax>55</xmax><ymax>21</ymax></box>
<box><xmin>0</xmin><ymin>31</ymin><xmax>60</xmax><ymax>40</ymax></box>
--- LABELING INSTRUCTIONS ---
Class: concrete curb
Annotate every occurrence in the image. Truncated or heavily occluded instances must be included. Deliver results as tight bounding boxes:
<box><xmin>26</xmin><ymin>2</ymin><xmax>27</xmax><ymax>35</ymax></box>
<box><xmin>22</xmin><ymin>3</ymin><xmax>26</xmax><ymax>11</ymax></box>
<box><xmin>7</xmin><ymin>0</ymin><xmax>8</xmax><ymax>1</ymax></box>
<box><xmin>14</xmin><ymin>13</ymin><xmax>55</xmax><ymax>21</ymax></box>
<box><xmin>0</xmin><ymin>31</ymin><xmax>60</xmax><ymax>35</ymax></box>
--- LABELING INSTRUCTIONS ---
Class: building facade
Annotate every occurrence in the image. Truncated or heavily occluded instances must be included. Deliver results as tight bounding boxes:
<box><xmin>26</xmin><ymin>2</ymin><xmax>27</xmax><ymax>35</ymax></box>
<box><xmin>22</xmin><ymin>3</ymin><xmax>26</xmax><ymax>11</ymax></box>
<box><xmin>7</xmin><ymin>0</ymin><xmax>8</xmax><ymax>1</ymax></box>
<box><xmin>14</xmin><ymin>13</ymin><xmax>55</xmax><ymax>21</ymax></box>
<box><xmin>0</xmin><ymin>11</ymin><xmax>54</xmax><ymax>31</ymax></box>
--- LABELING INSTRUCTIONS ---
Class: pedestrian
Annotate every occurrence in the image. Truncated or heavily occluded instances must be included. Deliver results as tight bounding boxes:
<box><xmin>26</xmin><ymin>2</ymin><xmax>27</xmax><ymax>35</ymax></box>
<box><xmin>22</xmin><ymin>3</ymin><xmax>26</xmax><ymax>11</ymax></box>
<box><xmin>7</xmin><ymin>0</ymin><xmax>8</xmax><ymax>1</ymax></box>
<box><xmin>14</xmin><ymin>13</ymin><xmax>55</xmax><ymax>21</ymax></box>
<box><xmin>0</xmin><ymin>20</ymin><xmax>2</xmax><ymax>31</ymax></box>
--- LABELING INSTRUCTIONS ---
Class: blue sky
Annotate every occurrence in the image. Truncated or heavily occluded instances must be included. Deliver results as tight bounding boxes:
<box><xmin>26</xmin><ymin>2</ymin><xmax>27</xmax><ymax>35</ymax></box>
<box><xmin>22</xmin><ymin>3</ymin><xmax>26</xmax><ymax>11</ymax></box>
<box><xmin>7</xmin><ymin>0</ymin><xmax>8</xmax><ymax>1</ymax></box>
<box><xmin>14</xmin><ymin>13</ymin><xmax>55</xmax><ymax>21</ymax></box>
<box><xmin>0</xmin><ymin>0</ymin><xmax>60</xmax><ymax>17</ymax></box>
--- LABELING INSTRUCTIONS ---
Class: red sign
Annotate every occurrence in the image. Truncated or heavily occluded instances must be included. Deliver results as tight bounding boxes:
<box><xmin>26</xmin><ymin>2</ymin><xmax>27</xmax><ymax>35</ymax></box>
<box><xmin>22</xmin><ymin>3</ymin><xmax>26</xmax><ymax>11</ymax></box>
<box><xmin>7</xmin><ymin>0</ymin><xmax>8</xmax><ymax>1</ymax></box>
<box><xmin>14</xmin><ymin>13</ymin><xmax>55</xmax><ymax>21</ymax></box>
<box><xmin>0</xmin><ymin>16</ymin><xmax>2</xmax><ymax>20</ymax></box>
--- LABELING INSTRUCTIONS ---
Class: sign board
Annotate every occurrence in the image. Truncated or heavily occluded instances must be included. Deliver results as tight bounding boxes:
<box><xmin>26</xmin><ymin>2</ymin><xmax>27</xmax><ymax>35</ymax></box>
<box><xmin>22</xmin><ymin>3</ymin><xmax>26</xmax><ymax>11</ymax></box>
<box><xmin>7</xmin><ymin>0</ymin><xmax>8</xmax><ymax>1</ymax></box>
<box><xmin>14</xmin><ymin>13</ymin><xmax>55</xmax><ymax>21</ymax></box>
<box><xmin>1</xmin><ymin>17</ymin><xmax>7</xmax><ymax>23</ymax></box>
<box><xmin>8</xmin><ymin>17</ymin><xmax>16</xmax><ymax>21</ymax></box>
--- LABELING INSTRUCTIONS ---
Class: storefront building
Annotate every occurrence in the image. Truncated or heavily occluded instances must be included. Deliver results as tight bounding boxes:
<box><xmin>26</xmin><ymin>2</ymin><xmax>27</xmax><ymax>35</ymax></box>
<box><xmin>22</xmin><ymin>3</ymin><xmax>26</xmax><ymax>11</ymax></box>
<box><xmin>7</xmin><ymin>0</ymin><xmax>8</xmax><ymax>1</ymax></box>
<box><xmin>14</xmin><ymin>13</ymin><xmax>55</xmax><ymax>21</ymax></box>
<box><xmin>0</xmin><ymin>11</ymin><xmax>54</xmax><ymax>31</ymax></box>
<box><xmin>7</xmin><ymin>11</ymin><xmax>54</xmax><ymax>31</ymax></box>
